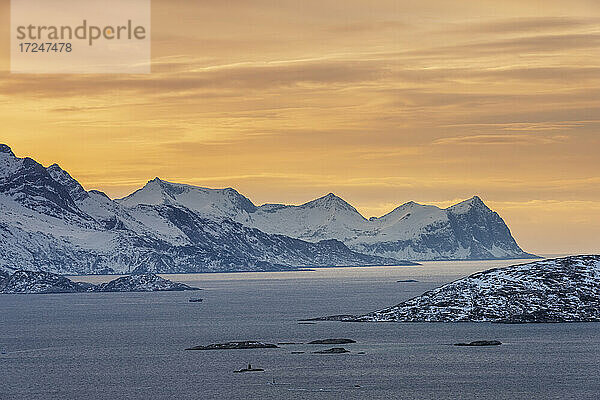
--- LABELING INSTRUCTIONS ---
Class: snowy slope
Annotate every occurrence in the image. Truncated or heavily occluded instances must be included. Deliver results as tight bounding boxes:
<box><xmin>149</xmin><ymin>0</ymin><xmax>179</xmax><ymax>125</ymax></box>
<box><xmin>315</xmin><ymin>255</ymin><xmax>600</xmax><ymax>323</ymax></box>
<box><xmin>250</xmin><ymin>193</ymin><xmax>370</xmax><ymax>241</ymax></box>
<box><xmin>0</xmin><ymin>144</ymin><xmax>406</xmax><ymax>274</ymax></box>
<box><xmin>118</xmin><ymin>178</ymin><xmax>256</xmax><ymax>220</ymax></box>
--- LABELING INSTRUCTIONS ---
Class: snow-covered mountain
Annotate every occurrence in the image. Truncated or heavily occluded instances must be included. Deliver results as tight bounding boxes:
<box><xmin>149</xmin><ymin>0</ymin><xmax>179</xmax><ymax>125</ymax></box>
<box><xmin>346</xmin><ymin>196</ymin><xmax>536</xmax><ymax>260</ymax></box>
<box><xmin>119</xmin><ymin>178</ymin><xmax>257</xmax><ymax>220</ymax></box>
<box><xmin>0</xmin><ymin>142</ymin><xmax>534</xmax><ymax>275</ymax></box>
<box><xmin>0</xmin><ymin>144</ymin><xmax>407</xmax><ymax>275</ymax></box>
<box><xmin>251</xmin><ymin>195</ymin><xmax>537</xmax><ymax>260</ymax></box>
<box><xmin>118</xmin><ymin>175</ymin><xmax>535</xmax><ymax>260</ymax></box>
<box><xmin>314</xmin><ymin>255</ymin><xmax>600</xmax><ymax>323</ymax></box>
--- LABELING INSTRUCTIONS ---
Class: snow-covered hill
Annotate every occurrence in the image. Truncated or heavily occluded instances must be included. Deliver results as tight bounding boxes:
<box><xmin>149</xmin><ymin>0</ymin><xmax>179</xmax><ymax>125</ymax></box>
<box><xmin>117</xmin><ymin>174</ymin><xmax>535</xmax><ymax>261</ymax></box>
<box><xmin>323</xmin><ymin>255</ymin><xmax>600</xmax><ymax>323</ymax></box>
<box><xmin>0</xmin><ymin>270</ymin><xmax>199</xmax><ymax>294</ymax></box>
<box><xmin>0</xmin><ymin>144</ymin><xmax>406</xmax><ymax>274</ymax></box>
<box><xmin>94</xmin><ymin>273</ymin><xmax>199</xmax><ymax>292</ymax></box>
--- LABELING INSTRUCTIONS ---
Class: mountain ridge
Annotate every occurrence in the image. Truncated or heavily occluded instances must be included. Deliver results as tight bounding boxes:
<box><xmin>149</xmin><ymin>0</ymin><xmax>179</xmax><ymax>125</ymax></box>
<box><xmin>114</xmin><ymin>175</ymin><xmax>534</xmax><ymax>261</ymax></box>
<box><xmin>0</xmin><ymin>144</ymin><xmax>409</xmax><ymax>275</ymax></box>
<box><xmin>1</xmin><ymin>144</ymin><xmax>536</xmax><ymax>276</ymax></box>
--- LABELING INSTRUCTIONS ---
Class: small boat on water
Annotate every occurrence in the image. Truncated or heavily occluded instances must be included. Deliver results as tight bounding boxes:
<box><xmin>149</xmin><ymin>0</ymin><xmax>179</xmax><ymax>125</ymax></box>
<box><xmin>188</xmin><ymin>298</ymin><xmax>203</xmax><ymax>303</ymax></box>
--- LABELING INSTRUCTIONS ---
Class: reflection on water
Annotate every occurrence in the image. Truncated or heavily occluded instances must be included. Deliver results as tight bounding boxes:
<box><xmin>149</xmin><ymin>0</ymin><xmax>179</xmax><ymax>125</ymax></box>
<box><xmin>70</xmin><ymin>258</ymin><xmax>537</xmax><ymax>284</ymax></box>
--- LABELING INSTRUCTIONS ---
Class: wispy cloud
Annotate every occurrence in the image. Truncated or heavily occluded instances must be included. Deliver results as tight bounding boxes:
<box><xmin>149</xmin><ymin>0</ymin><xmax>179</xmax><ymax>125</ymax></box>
<box><xmin>432</xmin><ymin>133</ymin><xmax>569</xmax><ymax>146</ymax></box>
<box><xmin>441</xmin><ymin>17</ymin><xmax>599</xmax><ymax>35</ymax></box>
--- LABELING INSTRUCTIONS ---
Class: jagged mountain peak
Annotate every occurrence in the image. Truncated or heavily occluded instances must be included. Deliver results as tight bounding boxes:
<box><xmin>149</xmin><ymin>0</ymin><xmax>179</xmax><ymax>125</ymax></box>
<box><xmin>374</xmin><ymin>200</ymin><xmax>439</xmax><ymax>224</ymax></box>
<box><xmin>307</xmin><ymin>192</ymin><xmax>341</xmax><ymax>203</ymax></box>
<box><xmin>118</xmin><ymin>179</ymin><xmax>257</xmax><ymax>216</ymax></box>
<box><xmin>46</xmin><ymin>163</ymin><xmax>89</xmax><ymax>201</ymax></box>
<box><xmin>0</xmin><ymin>145</ymin><xmax>21</xmax><ymax>177</ymax></box>
<box><xmin>0</xmin><ymin>144</ymin><xmax>15</xmax><ymax>156</ymax></box>
<box><xmin>245</xmin><ymin>192</ymin><xmax>534</xmax><ymax>260</ymax></box>
<box><xmin>89</xmin><ymin>189</ymin><xmax>111</xmax><ymax>199</ymax></box>
<box><xmin>0</xmin><ymin>150</ymin><xmax>90</xmax><ymax>220</ymax></box>
<box><xmin>118</xmin><ymin>177</ymin><xmax>183</xmax><ymax>206</ymax></box>
<box><xmin>148</xmin><ymin>177</ymin><xmax>188</xmax><ymax>196</ymax></box>
<box><xmin>447</xmin><ymin>195</ymin><xmax>490</xmax><ymax>214</ymax></box>
<box><xmin>386</xmin><ymin>200</ymin><xmax>428</xmax><ymax>213</ymax></box>
<box><xmin>303</xmin><ymin>192</ymin><xmax>363</xmax><ymax>214</ymax></box>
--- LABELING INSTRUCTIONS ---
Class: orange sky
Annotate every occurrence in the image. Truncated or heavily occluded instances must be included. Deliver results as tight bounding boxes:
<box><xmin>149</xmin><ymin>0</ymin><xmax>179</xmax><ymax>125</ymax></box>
<box><xmin>0</xmin><ymin>0</ymin><xmax>599</xmax><ymax>254</ymax></box>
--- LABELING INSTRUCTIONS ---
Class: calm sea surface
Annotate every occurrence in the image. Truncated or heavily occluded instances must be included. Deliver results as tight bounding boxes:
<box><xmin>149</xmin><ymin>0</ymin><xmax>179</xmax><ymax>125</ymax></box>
<box><xmin>1</xmin><ymin>259</ymin><xmax>599</xmax><ymax>399</ymax></box>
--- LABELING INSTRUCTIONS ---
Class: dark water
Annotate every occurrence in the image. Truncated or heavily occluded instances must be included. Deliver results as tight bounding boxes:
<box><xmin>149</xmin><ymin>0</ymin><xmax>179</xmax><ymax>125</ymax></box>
<box><xmin>1</xmin><ymin>261</ymin><xmax>599</xmax><ymax>399</ymax></box>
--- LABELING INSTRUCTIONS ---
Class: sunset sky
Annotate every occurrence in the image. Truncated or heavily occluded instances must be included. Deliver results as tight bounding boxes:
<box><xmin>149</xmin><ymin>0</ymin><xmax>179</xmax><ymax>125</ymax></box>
<box><xmin>0</xmin><ymin>0</ymin><xmax>599</xmax><ymax>254</ymax></box>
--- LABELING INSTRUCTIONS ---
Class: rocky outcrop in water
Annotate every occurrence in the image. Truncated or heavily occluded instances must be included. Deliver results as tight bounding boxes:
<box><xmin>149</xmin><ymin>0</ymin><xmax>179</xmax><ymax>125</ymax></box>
<box><xmin>313</xmin><ymin>347</ymin><xmax>350</xmax><ymax>354</ymax></box>
<box><xmin>0</xmin><ymin>270</ymin><xmax>95</xmax><ymax>294</ymax></box>
<box><xmin>185</xmin><ymin>341</ymin><xmax>279</xmax><ymax>351</ymax></box>
<box><xmin>454</xmin><ymin>340</ymin><xmax>502</xmax><ymax>346</ymax></box>
<box><xmin>95</xmin><ymin>274</ymin><xmax>198</xmax><ymax>292</ymax></box>
<box><xmin>0</xmin><ymin>270</ymin><xmax>198</xmax><ymax>294</ymax></box>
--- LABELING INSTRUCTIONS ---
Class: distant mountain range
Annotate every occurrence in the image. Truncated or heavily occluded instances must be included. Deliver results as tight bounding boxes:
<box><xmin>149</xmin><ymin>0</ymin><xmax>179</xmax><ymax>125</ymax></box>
<box><xmin>120</xmin><ymin>176</ymin><xmax>537</xmax><ymax>261</ymax></box>
<box><xmin>0</xmin><ymin>144</ymin><xmax>535</xmax><ymax>275</ymax></box>
<box><xmin>313</xmin><ymin>255</ymin><xmax>600</xmax><ymax>323</ymax></box>
<box><xmin>0</xmin><ymin>144</ymin><xmax>406</xmax><ymax>274</ymax></box>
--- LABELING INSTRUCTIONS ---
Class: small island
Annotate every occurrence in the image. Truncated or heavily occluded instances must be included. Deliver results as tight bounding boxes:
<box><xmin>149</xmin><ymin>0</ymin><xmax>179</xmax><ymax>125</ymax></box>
<box><xmin>313</xmin><ymin>347</ymin><xmax>350</xmax><ymax>354</ymax></box>
<box><xmin>185</xmin><ymin>341</ymin><xmax>279</xmax><ymax>351</ymax></box>
<box><xmin>454</xmin><ymin>340</ymin><xmax>502</xmax><ymax>347</ymax></box>
<box><xmin>0</xmin><ymin>270</ymin><xmax>199</xmax><ymax>294</ymax></box>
